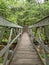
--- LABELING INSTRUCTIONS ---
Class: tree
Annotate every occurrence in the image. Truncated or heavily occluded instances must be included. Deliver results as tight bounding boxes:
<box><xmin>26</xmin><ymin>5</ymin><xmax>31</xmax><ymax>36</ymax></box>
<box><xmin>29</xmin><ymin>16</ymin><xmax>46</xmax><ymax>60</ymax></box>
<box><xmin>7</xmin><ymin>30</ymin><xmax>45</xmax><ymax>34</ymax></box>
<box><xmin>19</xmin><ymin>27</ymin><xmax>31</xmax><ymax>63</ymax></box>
<box><xmin>0</xmin><ymin>0</ymin><xmax>49</xmax><ymax>25</ymax></box>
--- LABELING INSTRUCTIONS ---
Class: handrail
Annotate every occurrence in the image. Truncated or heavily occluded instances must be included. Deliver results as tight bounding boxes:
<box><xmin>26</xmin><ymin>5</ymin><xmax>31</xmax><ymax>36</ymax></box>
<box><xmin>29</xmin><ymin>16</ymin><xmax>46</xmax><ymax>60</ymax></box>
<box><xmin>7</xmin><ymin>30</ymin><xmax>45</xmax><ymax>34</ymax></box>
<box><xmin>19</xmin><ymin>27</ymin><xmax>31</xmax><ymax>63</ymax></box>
<box><xmin>29</xmin><ymin>31</ymin><xmax>46</xmax><ymax>65</ymax></box>
<box><xmin>0</xmin><ymin>16</ymin><xmax>23</xmax><ymax>28</ymax></box>
<box><xmin>0</xmin><ymin>32</ymin><xmax>22</xmax><ymax>57</ymax></box>
<box><xmin>29</xmin><ymin>28</ymin><xmax>49</xmax><ymax>53</ymax></box>
<box><xmin>29</xmin><ymin>16</ymin><xmax>49</xmax><ymax>28</ymax></box>
<box><xmin>33</xmin><ymin>28</ymin><xmax>49</xmax><ymax>53</ymax></box>
<box><xmin>3</xmin><ymin>28</ymin><xmax>13</xmax><ymax>65</ymax></box>
<box><xmin>29</xmin><ymin>27</ymin><xmax>49</xmax><ymax>65</ymax></box>
<box><xmin>34</xmin><ymin>36</ymin><xmax>49</xmax><ymax>53</ymax></box>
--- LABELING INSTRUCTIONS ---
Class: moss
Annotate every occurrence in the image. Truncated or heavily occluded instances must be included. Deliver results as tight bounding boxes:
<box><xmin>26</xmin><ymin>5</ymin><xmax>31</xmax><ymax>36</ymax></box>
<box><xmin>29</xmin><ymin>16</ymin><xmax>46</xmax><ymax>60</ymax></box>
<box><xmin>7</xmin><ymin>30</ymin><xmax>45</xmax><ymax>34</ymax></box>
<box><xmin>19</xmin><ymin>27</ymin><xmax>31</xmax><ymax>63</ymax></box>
<box><xmin>0</xmin><ymin>57</ymin><xmax>3</xmax><ymax>63</ymax></box>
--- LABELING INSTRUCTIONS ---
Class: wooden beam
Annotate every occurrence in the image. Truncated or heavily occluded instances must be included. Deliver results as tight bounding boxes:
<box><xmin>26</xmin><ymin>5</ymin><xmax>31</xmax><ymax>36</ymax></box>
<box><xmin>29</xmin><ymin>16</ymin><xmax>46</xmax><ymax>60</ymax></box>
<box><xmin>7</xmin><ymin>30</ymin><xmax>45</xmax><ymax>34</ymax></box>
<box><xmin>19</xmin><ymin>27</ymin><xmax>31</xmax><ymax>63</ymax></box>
<box><xmin>0</xmin><ymin>32</ymin><xmax>22</xmax><ymax>57</ymax></box>
<box><xmin>0</xmin><ymin>16</ymin><xmax>22</xmax><ymax>28</ymax></box>
<box><xmin>29</xmin><ymin>16</ymin><xmax>49</xmax><ymax>28</ymax></box>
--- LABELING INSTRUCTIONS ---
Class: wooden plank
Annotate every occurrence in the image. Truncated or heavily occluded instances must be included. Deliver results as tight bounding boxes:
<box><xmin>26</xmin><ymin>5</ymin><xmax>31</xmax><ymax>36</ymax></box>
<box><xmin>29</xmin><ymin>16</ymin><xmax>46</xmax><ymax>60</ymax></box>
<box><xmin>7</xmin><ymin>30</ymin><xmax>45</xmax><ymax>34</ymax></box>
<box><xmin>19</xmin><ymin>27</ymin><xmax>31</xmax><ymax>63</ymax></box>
<box><xmin>10</xmin><ymin>33</ymin><xmax>43</xmax><ymax>65</ymax></box>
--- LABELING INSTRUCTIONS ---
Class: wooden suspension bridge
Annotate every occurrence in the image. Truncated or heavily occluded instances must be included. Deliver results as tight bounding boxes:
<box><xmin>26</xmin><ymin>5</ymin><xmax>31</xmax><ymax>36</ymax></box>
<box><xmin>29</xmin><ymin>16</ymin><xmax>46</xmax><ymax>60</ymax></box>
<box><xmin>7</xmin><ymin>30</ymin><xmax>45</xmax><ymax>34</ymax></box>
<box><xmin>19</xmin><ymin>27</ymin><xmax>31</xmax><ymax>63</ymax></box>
<box><xmin>0</xmin><ymin>16</ymin><xmax>49</xmax><ymax>65</ymax></box>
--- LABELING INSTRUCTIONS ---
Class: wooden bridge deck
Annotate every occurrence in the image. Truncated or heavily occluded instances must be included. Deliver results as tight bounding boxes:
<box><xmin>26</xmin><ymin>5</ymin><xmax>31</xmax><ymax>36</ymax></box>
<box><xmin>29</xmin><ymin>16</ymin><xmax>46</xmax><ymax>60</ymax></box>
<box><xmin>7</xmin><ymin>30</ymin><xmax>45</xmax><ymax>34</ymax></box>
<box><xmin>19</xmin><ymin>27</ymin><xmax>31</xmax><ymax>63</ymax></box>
<box><xmin>10</xmin><ymin>32</ymin><xmax>44</xmax><ymax>65</ymax></box>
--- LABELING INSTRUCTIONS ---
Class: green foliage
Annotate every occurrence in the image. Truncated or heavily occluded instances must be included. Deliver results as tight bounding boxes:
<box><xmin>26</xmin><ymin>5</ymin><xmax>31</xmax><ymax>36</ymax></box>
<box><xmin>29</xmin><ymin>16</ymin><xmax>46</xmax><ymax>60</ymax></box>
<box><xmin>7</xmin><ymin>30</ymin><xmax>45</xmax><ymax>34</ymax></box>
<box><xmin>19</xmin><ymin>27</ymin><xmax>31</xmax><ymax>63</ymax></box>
<box><xmin>0</xmin><ymin>57</ymin><xmax>3</xmax><ymax>63</ymax></box>
<box><xmin>41</xmin><ymin>53</ymin><xmax>45</xmax><ymax>58</ymax></box>
<box><xmin>0</xmin><ymin>0</ymin><xmax>49</xmax><ymax>25</ymax></box>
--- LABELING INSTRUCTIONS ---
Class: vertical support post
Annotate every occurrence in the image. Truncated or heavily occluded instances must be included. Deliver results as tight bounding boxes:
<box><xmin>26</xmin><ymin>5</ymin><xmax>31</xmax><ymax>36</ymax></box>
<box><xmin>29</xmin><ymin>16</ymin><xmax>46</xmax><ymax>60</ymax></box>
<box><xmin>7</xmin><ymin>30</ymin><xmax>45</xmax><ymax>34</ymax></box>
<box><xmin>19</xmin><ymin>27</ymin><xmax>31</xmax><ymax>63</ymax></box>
<box><xmin>29</xmin><ymin>28</ymin><xmax>32</xmax><ymax>36</ymax></box>
<box><xmin>0</xmin><ymin>27</ymin><xmax>6</xmax><ymax>43</ymax></box>
<box><xmin>44</xmin><ymin>50</ymin><xmax>49</xmax><ymax>65</ymax></box>
<box><xmin>32</xmin><ymin>28</ymin><xmax>38</xmax><ymax>42</ymax></box>
<box><xmin>33</xmin><ymin>28</ymin><xmax>37</xmax><ymax>38</ymax></box>
<box><xmin>3</xmin><ymin>28</ymin><xmax>13</xmax><ymax>65</ymax></box>
<box><xmin>37</xmin><ymin>27</ymin><xmax>49</xmax><ymax>65</ymax></box>
<box><xmin>17</xmin><ymin>28</ymin><xmax>21</xmax><ymax>41</ymax></box>
<box><xmin>13</xmin><ymin>28</ymin><xmax>17</xmax><ymax>36</ymax></box>
<box><xmin>21</xmin><ymin>29</ymin><xmax>23</xmax><ymax>33</ymax></box>
<box><xmin>30</xmin><ymin>29</ymin><xmax>32</xmax><ymax>36</ymax></box>
<box><xmin>44</xmin><ymin>26</ymin><xmax>49</xmax><ymax>40</ymax></box>
<box><xmin>18</xmin><ymin>28</ymin><xmax>22</xmax><ymax>34</ymax></box>
<box><xmin>28</xmin><ymin>28</ymin><xmax>29</xmax><ymax>33</ymax></box>
<box><xmin>18</xmin><ymin>28</ymin><xmax>21</xmax><ymax>34</ymax></box>
<box><xmin>43</xmin><ymin>26</ymin><xmax>49</xmax><ymax>65</ymax></box>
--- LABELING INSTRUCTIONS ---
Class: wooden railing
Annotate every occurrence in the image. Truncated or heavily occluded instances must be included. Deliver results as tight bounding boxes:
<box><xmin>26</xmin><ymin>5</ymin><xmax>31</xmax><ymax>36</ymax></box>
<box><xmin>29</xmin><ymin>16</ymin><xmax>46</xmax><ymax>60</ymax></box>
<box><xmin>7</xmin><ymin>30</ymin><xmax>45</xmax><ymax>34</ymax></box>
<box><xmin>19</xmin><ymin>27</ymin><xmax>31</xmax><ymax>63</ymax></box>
<box><xmin>29</xmin><ymin>16</ymin><xmax>49</xmax><ymax>28</ymax></box>
<box><xmin>0</xmin><ymin>16</ymin><xmax>23</xmax><ymax>65</ymax></box>
<box><xmin>29</xmin><ymin>24</ymin><xmax>49</xmax><ymax>65</ymax></box>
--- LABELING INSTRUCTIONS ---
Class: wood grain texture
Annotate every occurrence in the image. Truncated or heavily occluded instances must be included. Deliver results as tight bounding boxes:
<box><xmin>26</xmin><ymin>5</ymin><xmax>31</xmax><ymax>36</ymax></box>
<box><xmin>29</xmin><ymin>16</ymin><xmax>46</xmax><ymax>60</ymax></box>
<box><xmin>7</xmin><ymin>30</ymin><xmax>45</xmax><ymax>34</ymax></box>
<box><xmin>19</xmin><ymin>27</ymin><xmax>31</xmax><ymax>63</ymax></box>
<box><xmin>10</xmin><ymin>32</ymin><xmax>44</xmax><ymax>65</ymax></box>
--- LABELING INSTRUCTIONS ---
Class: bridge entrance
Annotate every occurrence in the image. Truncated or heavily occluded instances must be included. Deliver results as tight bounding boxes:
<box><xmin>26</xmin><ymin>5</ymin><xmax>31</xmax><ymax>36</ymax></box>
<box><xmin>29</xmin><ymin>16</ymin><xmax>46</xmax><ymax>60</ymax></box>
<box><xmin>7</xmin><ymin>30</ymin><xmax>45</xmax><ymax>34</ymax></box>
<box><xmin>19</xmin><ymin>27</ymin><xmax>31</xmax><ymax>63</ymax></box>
<box><xmin>23</xmin><ymin>25</ymin><xmax>28</xmax><ymax>32</ymax></box>
<box><xmin>10</xmin><ymin>33</ymin><xmax>44</xmax><ymax>65</ymax></box>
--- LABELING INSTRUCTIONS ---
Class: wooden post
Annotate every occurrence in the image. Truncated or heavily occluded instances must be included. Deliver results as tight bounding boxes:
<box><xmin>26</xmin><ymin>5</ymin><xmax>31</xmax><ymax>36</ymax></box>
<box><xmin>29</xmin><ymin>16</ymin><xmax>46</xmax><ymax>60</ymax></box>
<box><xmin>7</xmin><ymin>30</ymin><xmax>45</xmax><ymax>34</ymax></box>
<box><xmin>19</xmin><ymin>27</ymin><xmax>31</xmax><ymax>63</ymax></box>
<box><xmin>0</xmin><ymin>27</ymin><xmax>6</xmax><ymax>43</ymax></box>
<box><xmin>3</xmin><ymin>28</ymin><xmax>13</xmax><ymax>65</ymax></box>
<box><xmin>37</xmin><ymin>27</ymin><xmax>49</xmax><ymax>65</ymax></box>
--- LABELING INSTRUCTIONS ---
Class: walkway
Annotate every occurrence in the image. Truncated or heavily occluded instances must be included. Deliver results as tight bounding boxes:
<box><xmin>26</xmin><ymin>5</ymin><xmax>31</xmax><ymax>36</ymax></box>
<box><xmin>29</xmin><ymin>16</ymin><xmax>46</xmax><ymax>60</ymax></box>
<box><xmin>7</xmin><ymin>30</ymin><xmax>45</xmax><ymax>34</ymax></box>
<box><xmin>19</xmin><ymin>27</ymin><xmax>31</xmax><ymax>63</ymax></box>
<box><xmin>10</xmin><ymin>32</ymin><xmax>44</xmax><ymax>65</ymax></box>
